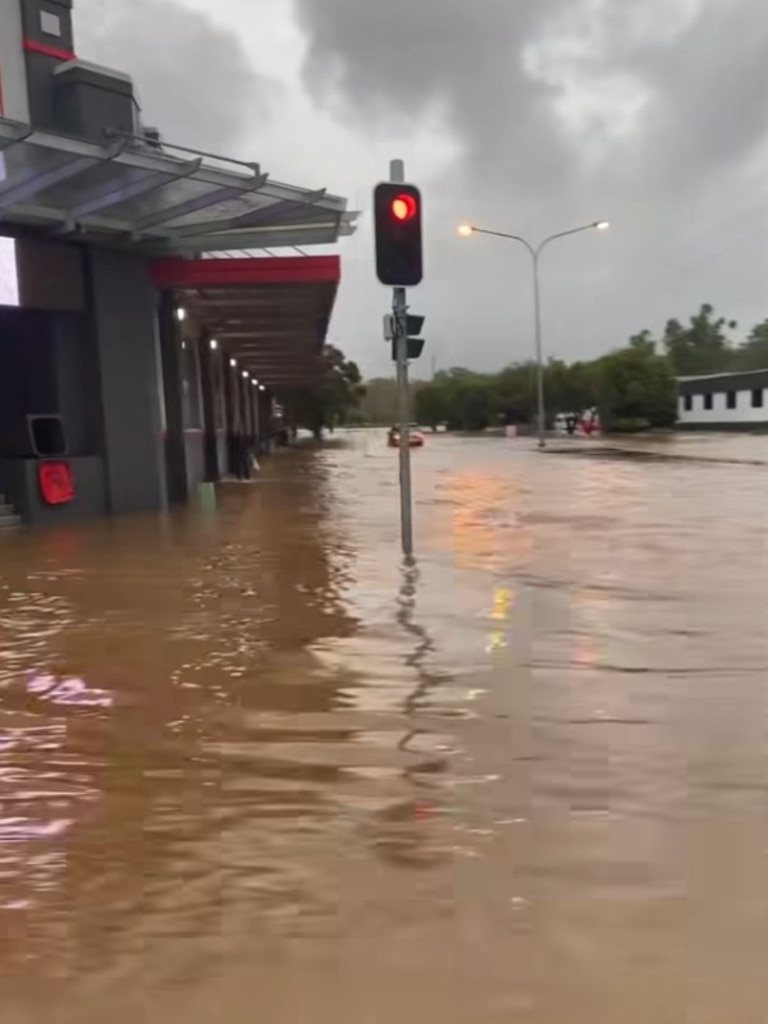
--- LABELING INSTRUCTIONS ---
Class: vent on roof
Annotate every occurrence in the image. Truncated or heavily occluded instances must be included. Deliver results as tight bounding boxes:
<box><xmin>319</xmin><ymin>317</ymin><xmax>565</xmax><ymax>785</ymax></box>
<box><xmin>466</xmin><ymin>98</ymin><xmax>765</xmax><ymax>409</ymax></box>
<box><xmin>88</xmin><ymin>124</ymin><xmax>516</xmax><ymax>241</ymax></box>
<box><xmin>142</xmin><ymin>126</ymin><xmax>163</xmax><ymax>150</ymax></box>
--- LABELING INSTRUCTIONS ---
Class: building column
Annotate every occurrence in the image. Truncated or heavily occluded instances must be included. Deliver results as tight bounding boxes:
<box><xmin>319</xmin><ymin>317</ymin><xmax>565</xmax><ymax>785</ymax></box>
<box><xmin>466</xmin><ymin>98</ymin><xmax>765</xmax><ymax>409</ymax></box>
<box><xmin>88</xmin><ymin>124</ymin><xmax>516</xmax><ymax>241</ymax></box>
<box><xmin>223</xmin><ymin>354</ymin><xmax>238</xmax><ymax>477</ymax></box>
<box><xmin>240</xmin><ymin>374</ymin><xmax>252</xmax><ymax>444</ymax></box>
<box><xmin>249</xmin><ymin>384</ymin><xmax>260</xmax><ymax>454</ymax></box>
<box><xmin>259</xmin><ymin>389</ymin><xmax>273</xmax><ymax>454</ymax></box>
<box><xmin>157</xmin><ymin>289</ymin><xmax>188</xmax><ymax>506</ymax></box>
<box><xmin>238</xmin><ymin>372</ymin><xmax>253</xmax><ymax>479</ymax></box>
<box><xmin>197</xmin><ymin>332</ymin><xmax>220</xmax><ymax>482</ymax></box>
<box><xmin>89</xmin><ymin>248</ymin><xmax>169</xmax><ymax>514</ymax></box>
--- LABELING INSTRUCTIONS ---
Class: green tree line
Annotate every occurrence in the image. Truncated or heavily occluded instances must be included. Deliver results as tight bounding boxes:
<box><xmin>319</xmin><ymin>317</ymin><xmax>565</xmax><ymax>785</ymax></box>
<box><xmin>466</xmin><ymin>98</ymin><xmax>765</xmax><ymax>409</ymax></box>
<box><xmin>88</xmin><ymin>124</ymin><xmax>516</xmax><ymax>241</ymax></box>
<box><xmin>359</xmin><ymin>305</ymin><xmax>768</xmax><ymax>433</ymax></box>
<box><xmin>279</xmin><ymin>344</ymin><xmax>365</xmax><ymax>439</ymax></box>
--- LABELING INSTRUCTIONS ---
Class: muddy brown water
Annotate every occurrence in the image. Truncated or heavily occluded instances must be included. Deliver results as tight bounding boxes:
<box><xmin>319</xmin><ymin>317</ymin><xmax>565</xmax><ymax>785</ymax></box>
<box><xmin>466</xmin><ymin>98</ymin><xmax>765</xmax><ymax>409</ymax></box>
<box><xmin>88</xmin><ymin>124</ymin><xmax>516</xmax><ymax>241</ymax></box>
<box><xmin>2</xmin><ymin>429</ymin><xmax>768</xmax><ymax>1023</ymax></box>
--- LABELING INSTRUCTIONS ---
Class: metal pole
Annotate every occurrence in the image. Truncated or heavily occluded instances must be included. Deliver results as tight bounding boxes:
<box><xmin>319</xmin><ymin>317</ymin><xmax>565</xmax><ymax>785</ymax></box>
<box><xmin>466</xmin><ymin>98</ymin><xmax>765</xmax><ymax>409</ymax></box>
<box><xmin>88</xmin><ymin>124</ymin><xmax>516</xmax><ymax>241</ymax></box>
<box><xmin>468</xmin><ymin>224</ymin><xmax>606</xmax><ymax>448</ymax></box>
<box><xmin>390</xmin><ymin>158</ymin><xmax>414</xmax><ymax>557</ymax></box>
<box><xmin>532</xmin><ymin>249</ymin><xmax>546</xmax><ymax>448</ymax></box>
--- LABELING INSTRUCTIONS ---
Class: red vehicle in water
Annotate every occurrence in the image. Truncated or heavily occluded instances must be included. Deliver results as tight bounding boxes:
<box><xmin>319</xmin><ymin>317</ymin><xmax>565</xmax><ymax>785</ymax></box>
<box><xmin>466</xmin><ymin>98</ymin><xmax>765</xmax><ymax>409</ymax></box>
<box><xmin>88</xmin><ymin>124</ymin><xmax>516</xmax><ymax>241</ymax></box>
<box><xmin>387</xmin><ymin>424</ymin><xmax>425</xmax><ymax>448</ymax></box>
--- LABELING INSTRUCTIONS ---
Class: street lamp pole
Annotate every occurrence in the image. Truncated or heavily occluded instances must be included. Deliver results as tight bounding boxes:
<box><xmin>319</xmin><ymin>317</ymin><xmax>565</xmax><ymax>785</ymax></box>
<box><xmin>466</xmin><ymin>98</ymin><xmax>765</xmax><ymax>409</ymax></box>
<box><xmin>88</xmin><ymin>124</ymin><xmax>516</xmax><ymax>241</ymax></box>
<box><xmin>458</xmin><ymin>221</ymin><xmax>609</xmax><ymax>448</ymax></box>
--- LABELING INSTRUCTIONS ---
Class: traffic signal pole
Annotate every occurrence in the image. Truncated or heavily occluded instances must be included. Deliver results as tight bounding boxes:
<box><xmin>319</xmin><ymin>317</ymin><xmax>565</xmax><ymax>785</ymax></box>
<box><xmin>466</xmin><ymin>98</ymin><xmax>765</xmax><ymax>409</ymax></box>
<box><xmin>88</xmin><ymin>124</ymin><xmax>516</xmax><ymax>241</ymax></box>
<box><xmin>390</xmin><ymin>159</ymin><xmax>414</xmax><ymax>558</ymax></box>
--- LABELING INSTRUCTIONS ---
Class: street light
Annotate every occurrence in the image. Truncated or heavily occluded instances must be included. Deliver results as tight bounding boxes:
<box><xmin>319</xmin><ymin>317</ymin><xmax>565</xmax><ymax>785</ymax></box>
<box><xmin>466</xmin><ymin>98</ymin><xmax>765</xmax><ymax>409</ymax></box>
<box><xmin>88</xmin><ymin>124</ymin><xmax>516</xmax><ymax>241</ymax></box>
<box><xmin>458</xmin><ymin>219</ymin><xmax>610</xmax><ymax>447</ymax></box>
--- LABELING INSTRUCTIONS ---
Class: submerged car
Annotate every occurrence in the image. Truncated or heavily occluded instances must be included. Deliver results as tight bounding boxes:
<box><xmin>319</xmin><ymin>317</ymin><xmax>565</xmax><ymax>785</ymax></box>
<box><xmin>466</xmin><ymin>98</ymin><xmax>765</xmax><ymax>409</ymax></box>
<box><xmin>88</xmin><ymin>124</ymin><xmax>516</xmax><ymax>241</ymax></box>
<box><xmin>387</xmin><ymin>424</ymin><xmax>425</xmax><ymax>448</ymax></box>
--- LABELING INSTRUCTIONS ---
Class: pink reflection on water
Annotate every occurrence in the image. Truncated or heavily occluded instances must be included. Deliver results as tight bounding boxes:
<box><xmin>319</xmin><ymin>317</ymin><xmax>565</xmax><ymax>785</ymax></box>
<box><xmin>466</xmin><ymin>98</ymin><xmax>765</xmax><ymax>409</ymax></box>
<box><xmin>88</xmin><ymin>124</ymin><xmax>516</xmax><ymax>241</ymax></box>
<box><xmin>26</xmin><ymin>672</ymin><xmax>114</xmax><ymax>708</ymax></box>
<box><xmin>0</xmin><ymin>817</ymin><xmax>73</xmax><ymax>843</ymax></box>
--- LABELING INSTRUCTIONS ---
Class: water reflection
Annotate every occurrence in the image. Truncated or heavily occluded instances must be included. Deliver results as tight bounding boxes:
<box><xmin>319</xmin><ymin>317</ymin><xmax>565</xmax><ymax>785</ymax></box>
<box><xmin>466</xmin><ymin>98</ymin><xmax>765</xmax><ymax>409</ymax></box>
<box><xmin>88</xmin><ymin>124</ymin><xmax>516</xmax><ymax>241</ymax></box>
<box><xmin>1</xmin><ymin>432</ymin><xmax>768</xmax><ymax>1021</ymax></box>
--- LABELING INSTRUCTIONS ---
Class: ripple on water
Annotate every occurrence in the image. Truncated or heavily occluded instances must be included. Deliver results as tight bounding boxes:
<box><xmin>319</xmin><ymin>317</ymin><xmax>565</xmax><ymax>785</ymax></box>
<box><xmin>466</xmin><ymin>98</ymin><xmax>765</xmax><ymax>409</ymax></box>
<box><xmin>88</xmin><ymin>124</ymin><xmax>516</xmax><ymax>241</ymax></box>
<box><xmin>0</xmin><ymin>433</ymin><xmax>766</xmax><ymax>1021</ymax></box>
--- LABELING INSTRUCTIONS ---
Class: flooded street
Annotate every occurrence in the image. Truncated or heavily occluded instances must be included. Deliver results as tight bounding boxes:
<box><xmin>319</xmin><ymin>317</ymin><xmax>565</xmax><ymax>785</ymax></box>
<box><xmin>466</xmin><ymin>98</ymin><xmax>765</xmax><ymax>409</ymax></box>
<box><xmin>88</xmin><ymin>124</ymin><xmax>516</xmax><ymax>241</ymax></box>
<box><xmin>2</xmin><ymin>429</ymin><xmax>768</xmax><ymax>1023</ymax></box>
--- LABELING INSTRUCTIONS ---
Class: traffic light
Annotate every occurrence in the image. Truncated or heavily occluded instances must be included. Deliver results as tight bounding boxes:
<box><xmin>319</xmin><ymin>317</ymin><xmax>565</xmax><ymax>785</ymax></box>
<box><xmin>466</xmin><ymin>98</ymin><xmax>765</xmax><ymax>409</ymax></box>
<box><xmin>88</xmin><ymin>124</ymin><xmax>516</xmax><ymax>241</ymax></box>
<box><xmin>374</xmin><ymin>182</ymin><xmax>423</xmax><ymax>287</ymax></box>
<box><xmin>391</xmin><ymin>337</ymin><xmax>425</xmax><ymax>362</ymax></box>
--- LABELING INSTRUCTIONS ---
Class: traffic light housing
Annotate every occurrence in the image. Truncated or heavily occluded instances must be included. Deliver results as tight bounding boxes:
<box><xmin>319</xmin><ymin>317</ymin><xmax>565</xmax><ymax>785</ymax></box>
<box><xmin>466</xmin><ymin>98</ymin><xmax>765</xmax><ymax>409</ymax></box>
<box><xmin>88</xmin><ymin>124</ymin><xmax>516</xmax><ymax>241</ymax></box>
<box><xmin>374</xmin><ymin>183</ymin><xmax>423</xmax><ymax>287</ymax></box>
<box><xmin>391</xmin><ymin>337</ymin><xmax>425</xmax><ymax>362</ymax></box>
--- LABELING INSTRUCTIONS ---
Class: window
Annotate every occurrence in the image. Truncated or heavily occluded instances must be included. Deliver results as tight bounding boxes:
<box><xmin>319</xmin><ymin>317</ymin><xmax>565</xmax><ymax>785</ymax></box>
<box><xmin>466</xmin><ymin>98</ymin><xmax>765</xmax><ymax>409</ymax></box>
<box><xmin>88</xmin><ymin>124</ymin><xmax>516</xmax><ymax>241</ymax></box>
<box><xmin>683</xmin><ymin>394</ymin><xmax>693</xmax><ymax>412</ymax></box>
<box><xmin>703</xmin><ymin>393</ymin><xmax>713</xmax><ymax>411</ymax></box>
<box><xmin>40</xmin><ymin>10</ymin><xmax>62</xmax><ymax>35</ymax></box>
<box><xmin>752</xmin><ymin>389</ymin><xmax>764</xmax><ymax>409</ymax></box>
<box><xmin>727</xmin><ymin>391</ymin><xmax>737</xmax><ymax>410</ymax></box>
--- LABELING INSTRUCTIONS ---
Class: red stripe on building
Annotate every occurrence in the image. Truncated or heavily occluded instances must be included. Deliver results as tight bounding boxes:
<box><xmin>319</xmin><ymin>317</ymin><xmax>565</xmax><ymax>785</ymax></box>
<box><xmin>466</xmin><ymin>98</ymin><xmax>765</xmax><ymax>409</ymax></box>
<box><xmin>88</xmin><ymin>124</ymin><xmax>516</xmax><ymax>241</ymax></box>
<box><xmin>23</xmin><ymin>39</ymin><xmax>76</xmax><ymax>61</ymax></box>
<box><xmin>150</xmin><ymin>255</ymin><xmax>342</xmax><ymax>290</ymax></box>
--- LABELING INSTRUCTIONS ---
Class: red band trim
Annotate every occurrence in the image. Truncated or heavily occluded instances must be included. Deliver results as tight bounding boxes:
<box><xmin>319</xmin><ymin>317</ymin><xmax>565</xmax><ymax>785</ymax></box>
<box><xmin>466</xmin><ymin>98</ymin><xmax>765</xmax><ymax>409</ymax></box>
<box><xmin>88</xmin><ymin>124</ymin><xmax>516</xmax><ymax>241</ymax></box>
<box><xmin>150</xmin><ymin>255</ymin><xmax>341</xmax><ymax>289</ymax></box>
<box><xmin>23</xmin><ymin>39</ymin><xmax>76</xmax><ymax>61</ymax></box>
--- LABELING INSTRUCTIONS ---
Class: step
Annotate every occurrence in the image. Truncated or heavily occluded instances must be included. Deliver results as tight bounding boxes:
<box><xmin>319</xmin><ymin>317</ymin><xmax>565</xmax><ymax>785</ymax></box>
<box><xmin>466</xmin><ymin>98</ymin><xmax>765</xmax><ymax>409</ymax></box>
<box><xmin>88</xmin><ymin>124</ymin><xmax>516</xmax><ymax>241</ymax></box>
<box><xmin>0</xmin><ymin>515</ymin><xmax>21</xmax><ymax>531</ymax></box>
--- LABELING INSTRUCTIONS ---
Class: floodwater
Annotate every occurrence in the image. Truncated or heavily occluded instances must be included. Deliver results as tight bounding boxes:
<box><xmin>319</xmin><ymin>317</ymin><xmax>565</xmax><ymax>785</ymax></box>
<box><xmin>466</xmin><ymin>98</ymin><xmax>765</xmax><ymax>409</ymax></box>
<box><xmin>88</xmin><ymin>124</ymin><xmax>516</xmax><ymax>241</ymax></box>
<box><xmin>2</xmin><ymin>429</ymin><xmax>768</xmax><ymax>1023</ymax></box>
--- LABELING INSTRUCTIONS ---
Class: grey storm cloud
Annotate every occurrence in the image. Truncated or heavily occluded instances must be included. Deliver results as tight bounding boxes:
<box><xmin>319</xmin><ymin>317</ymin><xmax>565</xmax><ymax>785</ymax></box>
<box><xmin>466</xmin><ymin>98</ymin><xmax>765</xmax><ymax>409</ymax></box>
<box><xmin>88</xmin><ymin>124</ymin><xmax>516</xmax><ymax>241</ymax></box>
<box><xmin>294</xmin><ymin>0</ymin><xmax>768</xmax><ymax>202</ymax></box>
<box><xmin>60</xmin><ymin>0</ymin><xmax>768</xmax><ymax>376</ymax></box>
<box><xmin>73</xmin><ymin>0</ymin><xmax>278</xmax><ymax>155</ymax></box>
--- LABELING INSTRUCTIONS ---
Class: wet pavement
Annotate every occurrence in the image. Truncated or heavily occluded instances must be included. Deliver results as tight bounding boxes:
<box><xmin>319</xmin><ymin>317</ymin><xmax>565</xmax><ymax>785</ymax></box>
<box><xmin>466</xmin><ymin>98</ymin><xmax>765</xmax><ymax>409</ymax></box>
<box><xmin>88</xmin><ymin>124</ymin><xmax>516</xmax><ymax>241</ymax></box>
<box><xmin>2</xmin><ymin>429</ymin><xmax>768</xmax><ymax>1023</ymax></box>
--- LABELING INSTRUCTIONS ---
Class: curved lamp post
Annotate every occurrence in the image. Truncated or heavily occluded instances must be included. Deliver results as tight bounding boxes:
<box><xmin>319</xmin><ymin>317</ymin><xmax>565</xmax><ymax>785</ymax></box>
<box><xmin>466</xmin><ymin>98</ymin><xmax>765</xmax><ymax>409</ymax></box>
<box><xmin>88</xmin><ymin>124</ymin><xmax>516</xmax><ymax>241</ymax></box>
<box><xmin>458</xmin><ymin>220</ymin><xmax>610</xmax><ymax>447</ymax></box>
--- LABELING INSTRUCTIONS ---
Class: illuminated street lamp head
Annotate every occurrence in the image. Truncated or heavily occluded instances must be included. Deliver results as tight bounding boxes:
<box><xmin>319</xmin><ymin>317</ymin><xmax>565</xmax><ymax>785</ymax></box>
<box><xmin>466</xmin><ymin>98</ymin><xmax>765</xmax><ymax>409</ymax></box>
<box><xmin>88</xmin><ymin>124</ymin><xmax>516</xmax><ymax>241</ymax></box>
<box><xmin>230</xmin><ymin>358</ymin><xmax>237</xmax><ymax>368</ymax></box>
<box><xmin>458</xmin><ymin>224</ymin><xmax>474</xmax><ymax>237</ymax></box>
<box><xmin>595</xmin><ymin>220</ymin><xmax>610</xmax><ymax>231</ymax></box>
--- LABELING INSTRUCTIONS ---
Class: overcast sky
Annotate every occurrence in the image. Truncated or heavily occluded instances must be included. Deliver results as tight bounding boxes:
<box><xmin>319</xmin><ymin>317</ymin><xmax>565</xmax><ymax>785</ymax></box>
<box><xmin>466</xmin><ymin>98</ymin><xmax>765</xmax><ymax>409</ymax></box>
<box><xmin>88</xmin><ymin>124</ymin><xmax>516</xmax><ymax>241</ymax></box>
<box><xmin>75</xmin><ymin>0</ymin><xmax>768</xmax><ymax>378</ymax></box>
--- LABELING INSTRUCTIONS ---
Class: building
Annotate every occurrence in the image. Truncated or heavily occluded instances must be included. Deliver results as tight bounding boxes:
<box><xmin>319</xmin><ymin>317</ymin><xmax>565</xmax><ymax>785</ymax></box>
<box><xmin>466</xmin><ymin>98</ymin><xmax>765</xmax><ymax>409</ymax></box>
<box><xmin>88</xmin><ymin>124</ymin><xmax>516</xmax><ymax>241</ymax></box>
<box><xmin>677</xmin><ymin>369</ymin><xmax>768</xmax><ymax>429</ymax></box>
<box><xmin>0</xmin><ymin>0</ymin><xmax>356</xmax><ymax>525</ymax></box>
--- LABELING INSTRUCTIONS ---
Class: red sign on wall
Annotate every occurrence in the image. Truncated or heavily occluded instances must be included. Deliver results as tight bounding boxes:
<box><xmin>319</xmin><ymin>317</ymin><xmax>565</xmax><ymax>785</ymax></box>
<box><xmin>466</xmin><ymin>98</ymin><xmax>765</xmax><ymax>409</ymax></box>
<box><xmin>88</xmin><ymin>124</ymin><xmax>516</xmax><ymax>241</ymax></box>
<box><xmin>39</xmin><ymin>461</ymin><xmax>75</xmax><ymax>506</ymax></box>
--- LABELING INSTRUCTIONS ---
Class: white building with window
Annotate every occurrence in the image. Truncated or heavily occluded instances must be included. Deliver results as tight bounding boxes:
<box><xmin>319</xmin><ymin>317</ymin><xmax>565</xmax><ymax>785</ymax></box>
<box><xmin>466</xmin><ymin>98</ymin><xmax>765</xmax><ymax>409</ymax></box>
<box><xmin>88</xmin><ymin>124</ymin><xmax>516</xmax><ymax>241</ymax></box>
<box><xmin>677</xmin><ymin>369</ymin><xmax>768</xmax><ymax>428</ymax></box>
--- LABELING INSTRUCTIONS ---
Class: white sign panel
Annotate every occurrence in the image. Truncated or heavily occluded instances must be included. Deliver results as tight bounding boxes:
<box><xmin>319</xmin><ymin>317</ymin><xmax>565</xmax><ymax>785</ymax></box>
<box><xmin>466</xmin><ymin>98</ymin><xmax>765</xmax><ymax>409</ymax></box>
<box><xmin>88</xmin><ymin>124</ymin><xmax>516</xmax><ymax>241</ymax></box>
<box><xmin>0</xmin><ymin>236</ymin><xmax>19</xmax><ymax>307</ymax></box>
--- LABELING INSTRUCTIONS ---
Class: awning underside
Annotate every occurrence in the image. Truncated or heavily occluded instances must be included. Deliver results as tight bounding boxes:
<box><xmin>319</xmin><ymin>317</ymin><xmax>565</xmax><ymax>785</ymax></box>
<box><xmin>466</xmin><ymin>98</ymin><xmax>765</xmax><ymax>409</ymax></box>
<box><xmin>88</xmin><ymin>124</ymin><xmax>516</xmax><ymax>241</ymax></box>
<box><xmin>0</xmin><ymin>118</ymin><xmax>357</xmax><ymax>254</ymax></box>
<box><xmin>178</xmin><ymin>280</ymin><xmax>337</xmax><ymax>387</ymax></box>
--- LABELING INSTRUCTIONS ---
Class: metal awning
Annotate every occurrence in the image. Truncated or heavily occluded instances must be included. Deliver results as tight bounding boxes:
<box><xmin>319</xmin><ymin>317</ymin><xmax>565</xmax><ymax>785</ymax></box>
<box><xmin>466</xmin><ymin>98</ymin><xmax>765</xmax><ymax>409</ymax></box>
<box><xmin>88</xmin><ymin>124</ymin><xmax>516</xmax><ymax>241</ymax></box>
<box><xmin>0</xmin><ymin>117</ymin><xmax>357</xmax><ymax>254</ymax></box>
<box><xmin>151</xmin><ymin>255</ymin><xmax>340</xmax><ymax>387</ymax></box>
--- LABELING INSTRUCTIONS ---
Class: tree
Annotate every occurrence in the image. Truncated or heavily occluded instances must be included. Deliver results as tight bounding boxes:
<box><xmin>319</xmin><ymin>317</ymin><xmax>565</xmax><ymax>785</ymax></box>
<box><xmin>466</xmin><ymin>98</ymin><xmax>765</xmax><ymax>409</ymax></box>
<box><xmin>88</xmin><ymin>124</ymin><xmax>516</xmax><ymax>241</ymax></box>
<box><xmin>595</xmin><ymin>345</ymin><xmax>678</xmax><ymax>431</ymax></box>
<box><xmin>358</xmin><ymin>377</ymin><xmax>398</xmax><ymax>424</ymax></box>
<box><xmin>730</xmin><ymin>320</ymin><xmax>768</xmax><ymax>371</ymax></box>
<box><xmin>629</xmin><ymin>329</ymin><xmax>657</xmax><ymax>354</ymax></box>
<box><xmin>663</xmin><ymin>304</ymin><xmax>737</xmax><ymax>376</ymax></box>
<box><xmin>414</xmin><ymin>381</ymin><xmax>449</xmax><ymax>429</ymax></box>
<box><xmin>426</xmin><ymin>368</ymin><xmax>495</xmax><ymax>431</ymax></box>
<box><xmin>544</xmin><ymin>359</ymin><xmax>597</xmax><ymax>419</ymax></box>
<box><xmin>280</xmin><ymin>344</ymin><xmax>365</xmax><ymax>439</ymax></box>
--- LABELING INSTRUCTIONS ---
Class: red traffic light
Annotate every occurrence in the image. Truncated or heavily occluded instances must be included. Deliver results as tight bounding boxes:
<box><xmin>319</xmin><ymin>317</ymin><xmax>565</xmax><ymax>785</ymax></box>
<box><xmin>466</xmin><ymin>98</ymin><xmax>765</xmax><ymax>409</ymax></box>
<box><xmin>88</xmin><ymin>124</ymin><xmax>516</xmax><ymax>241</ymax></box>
<box><xmin>391</xmin><ymin>193</ymin><xmax>418</xmax><ymax>222</ymax></box>
<box><xmin>373</xmin><ymin>182</ymin><xmax>423</xmax><ymax>286</ymax></box>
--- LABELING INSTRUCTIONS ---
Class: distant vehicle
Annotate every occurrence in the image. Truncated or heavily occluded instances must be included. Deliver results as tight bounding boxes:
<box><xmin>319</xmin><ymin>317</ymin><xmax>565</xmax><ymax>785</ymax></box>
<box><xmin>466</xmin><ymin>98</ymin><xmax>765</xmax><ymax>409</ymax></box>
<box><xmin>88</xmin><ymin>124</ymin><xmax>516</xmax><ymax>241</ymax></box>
<box><xmin>387</xmin><ymin>424</ymin><xmax>425</xmax><ymax>448</ymax></box>
<box><xmin>553</xmin><ymin>410</ymin><xmax>601</xmax><ymax>437</ymax></box>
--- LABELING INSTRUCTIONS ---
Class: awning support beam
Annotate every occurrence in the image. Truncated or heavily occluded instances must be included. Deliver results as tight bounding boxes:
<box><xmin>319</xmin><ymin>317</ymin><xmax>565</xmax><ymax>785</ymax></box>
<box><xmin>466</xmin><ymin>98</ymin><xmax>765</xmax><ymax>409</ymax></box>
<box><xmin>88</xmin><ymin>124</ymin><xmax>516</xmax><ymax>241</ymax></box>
<box><xmin>59</xmin><ymin>157</ymin><xmax>203</xmax><ymax>230</ymax></box>
<box><xmin>168</xmin><ymin>189</ymin><xmax>329</xmax><ymax>240</ymax></box>
<box><xmin>0</xmin><ymin>140</ymin><xmax>125</xmax><ymax>212</ymax></box>
<box><xmin>0</xmin><ymin>121</ymin><xmax>34</xmax><ymax>152</ymax></box>
<box><xmin>129</xmin><ymin>170</ymin><xmax>268</xmax><ymax>235</ymax></box>
<box><xmin>156</xmin><ymin>222</ymin><xmax>343</xmax><ymax>254</ymax></box>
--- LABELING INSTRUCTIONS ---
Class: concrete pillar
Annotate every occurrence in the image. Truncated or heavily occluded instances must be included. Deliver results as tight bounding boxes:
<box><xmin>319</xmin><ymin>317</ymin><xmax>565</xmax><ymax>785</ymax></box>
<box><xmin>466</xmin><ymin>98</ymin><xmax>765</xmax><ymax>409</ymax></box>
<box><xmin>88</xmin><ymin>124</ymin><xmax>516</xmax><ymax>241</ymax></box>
<box><xmin>259</xmin><ymin>390</ymin><xmax>272</xmax><ymax>453</ymax></box>
<box><xmin>240</xmin><ymin>374</ymin><xmax>252</xmax><ymax>442</ymax></box>
<box><xmin>196</xmin><ymin>332</ymin><xmax>219</xmax><ymax>482</ymax></box>
<box><xmin>156</xmin><ymin>290</ymin><xmax>188</xmax><ymax>506</ymax></box>
<box><xmin>223</xmin><ymin>353</ymin><xmax>238</xmax><ymax>476</ymax></box>
<box><xmin>88</xmin><ymin>248</ymin><xmax>168</xmax><ymax>515</ymax></box>
<box><xmin>249</xmin><ymin>385</ymin><xmax>259</xmax><ymax>453</ymax></box>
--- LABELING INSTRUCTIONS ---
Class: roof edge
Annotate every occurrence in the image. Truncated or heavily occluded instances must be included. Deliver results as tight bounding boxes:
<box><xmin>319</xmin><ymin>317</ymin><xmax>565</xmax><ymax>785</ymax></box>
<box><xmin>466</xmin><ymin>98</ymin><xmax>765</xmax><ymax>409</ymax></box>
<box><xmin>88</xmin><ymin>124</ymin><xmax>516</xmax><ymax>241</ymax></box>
<box><xmin>149</xmin><ymin>254</ymin><xmax>342</xmax><ymax>290</ymax></box>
